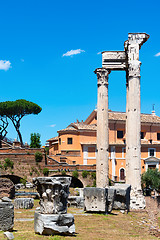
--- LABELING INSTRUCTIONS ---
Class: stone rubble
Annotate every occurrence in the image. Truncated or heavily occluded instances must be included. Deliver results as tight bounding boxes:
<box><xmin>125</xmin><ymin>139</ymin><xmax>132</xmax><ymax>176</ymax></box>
<box><xmin>14</xmin><ymin>198</ymin><xmax>34</xmax><ymax>209</ymax></box>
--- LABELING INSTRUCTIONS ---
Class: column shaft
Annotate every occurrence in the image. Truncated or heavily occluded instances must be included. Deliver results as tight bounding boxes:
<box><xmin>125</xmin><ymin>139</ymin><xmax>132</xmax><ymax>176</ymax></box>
<box><xmin>95</xmin><ymin>68</ymin><xmax>110</xmax><ymax>188</ymax></box>
<box><xmin>125</xmin><ymin>33</ymin><xmax>149</xmax><ymax>190</ymax></box>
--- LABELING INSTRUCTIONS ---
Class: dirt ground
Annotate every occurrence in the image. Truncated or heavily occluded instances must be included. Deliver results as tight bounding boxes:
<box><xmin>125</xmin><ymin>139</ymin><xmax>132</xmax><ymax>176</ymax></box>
<box><xmin>0</xmin><ymin>199</ymin><xmax>159</xmax><ymax>240</ymax></box>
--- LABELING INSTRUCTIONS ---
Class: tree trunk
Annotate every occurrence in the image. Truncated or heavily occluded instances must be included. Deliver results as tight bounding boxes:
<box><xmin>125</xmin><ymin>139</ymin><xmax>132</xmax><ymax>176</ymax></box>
<box><xmin>0</xmin><ymin>135</ymin><xmax>2</xmax><ymax>148</ymax></box>
<box><xmin>16</xmin><ymin>128</ymin><xmax>24</xmax><ymax>147</ymax></box>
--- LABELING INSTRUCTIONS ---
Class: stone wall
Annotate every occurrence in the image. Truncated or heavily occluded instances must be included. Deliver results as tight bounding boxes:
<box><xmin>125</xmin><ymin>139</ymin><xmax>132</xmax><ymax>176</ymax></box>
<box><xmin>0</xmin><ymin>148</ymin><xmax>46</xmax><ymax>182</ymax></box>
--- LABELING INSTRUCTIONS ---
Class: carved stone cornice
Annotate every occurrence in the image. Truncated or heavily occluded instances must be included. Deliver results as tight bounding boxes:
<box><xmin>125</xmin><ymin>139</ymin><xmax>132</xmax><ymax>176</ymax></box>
<box><xmin>94</xmin><ymin>68</ymin><xmax>110</xmax><ymax>86</ymax></box>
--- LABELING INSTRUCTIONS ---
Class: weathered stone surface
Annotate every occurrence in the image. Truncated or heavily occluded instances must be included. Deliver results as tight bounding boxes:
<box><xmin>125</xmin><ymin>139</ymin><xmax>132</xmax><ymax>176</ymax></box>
<box><xmin>0</xmin><ymin>178</ymin><xmax>15</xmax><ymax>199</ymax></box>
<box><xmin>125</xmin><ymin>33</ymin><xmax>149</xmax><ymax>209</ymax></box>
<box><xmin>4</xmin><ymin>231</ymin><xmax>14</xmax><ymax>239</ymax></box>
<box><xmin>34</xmin><ymin>211</ymin><xmax>75</xmax><ymax>235</ymax></box>
<box><xmin>84</xmin><ymin>187</ymin><xmax>107</xmax><ymax>212</ymax></box>
<box><xmin>68</xmin><ymin>196</ymin><xmax>84</xmax><ymax>208</ymax></box>
<box><xmin>107</xmin><ymin>188</ymin><xmax>116</xmax><ymax>213</ymax></box>
<box><xmin>130</xmin><ymin>187</ymin><xmax>145</xmax><ymax>209</ymax></box>
<box><xmin>33</xmin><ymin>177</ymin><xmax>71</xmax><ymax>214</ymax></box>
<box><xmin>15</xmin><ymin>183</ymin><xmax>25</xmax><ymax>190</ymax></box>
<box><xmin>0</xmin><ymin>201</ymin><xmax>14</xmax><ymax>231</ymax></box>
<box><xmin>14</xmin><ymin>198</ymin><xmax>34</xmax><ymax>209</ymax></box>
<box><xmin>102</xmin><ymin>51</ymin><xmax>126</xmax><ymax>70</ymax></box>
<box><xmin>110</xmin><ymin>184</ymin><xmax>131</xmax><ymax>211</ymax></box>
<box><xmin>1</xmin><ymin>197</ymin><xmax>12</xmax><ymax>202</ymax></box>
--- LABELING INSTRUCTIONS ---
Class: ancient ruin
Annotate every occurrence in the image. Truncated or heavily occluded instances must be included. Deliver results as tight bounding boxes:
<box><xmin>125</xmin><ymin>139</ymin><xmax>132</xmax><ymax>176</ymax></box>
<box><xmin>14</xmin><ymin>198</ymin><xmax>34</xmax><ymax>209</ymax></box>
<box><xmin>33</xmin><ymin>176</ymin><xmax>75</xmax><ymax>235</ymax></box>
<box><xmin>0</xmin><ymin>197</ymin><xmax>14</xmax><ymax>231</ymax></box>
<box><xmin>95</xmin><ymin>33</ymin><xmax>149</xmax><ymax>209</ymax></box>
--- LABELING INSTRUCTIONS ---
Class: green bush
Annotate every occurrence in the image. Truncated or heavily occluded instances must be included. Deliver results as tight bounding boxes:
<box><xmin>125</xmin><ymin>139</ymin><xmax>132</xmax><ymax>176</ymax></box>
<box><xmin>43</xmin><ymin>168</ymin><xmax>49</xmax><ymax>176</ymax></box>
<box><xmin>72</xmin><ymin>170</ymin><xmax>79</xmax><ymax>178</ymax></box>
<box><xmin>61</xmin><ymin>170</ymin><xmax>66</xmax><ymax>175</ymax></box>
<box><xmin>35</xmin><ymin>151</ymin><xmax>43</xmax><ymax>162</ymax></box>
<box><xmin>20</xmin><ymin>176</ymin><xmax>27</xmax><ymax>186</ymax></box>
<box><xmin>141</xmin><ymin>168</ymin><xmax>160</xmax><ymax>195</ymax></box>
<box><xmin>45</xmin><ymin>146</ymin><xmax>49</xmax><ymax>155</ymax></box>
<box><xmin>3</xmin><ymin>158</ymin><xmax>14</xmax><ymax>170</ymax></box>
<box><xmin>82</xmin><ymin>170</ymin><xmax>89</xmax><ymax>178</ymax></box>
<box><xmin>91</xmin><ymin>172</ymin><xmax>96</xmax><ymax>180</ymax></box>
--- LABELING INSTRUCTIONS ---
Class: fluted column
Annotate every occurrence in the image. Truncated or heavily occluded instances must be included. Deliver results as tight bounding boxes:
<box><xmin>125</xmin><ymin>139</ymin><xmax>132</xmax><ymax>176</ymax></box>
<box><xmin>94</xmin><ymin>68</ymin><xmax>110</xmax><ymax>188</ymax></box>
<box><xmin>125</xmin><ymin>33</ymin><xmax>149</xmax><ymax>189</ymax></box>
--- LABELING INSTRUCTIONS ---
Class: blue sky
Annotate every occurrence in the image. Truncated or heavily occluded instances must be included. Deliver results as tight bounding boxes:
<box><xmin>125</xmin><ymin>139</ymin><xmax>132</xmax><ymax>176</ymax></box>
<box><xmin>0</xmin><ymin>0</ymin><xmax>160</xmax><ymax>145</ymax></box>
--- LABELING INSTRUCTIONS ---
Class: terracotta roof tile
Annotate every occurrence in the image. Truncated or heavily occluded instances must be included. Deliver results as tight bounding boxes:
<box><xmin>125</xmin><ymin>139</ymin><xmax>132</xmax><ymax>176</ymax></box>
<box><xmin>47</xmin><ymin>136</ymin><xmax>58</xmax><ymax>142</ymax></box>
<box><xmin>58</xmin><ymin>110</ymin><xmax>160</xmax><ymax>133</ymax></box>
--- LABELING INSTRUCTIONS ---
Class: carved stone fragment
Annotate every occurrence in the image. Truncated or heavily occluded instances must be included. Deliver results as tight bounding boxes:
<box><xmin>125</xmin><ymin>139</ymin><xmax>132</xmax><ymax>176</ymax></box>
<box><xmin>0</xmin><ymin>199</ymin><xmax>14</xmax><ymax>231</ymax></box>
<box><xmin>14</xmin><ymin>198</ymin><xmax>34</xmax><ymax>209</ymax></box>
<box><xmin>33</xmin><ymin>177</ymin><xmax>75</xmax><ymax>236</ymax></box>
<box><xmin>33</xmin><ymin>177</ymin><xmax>71</xmax><ymax>214</ymax></box>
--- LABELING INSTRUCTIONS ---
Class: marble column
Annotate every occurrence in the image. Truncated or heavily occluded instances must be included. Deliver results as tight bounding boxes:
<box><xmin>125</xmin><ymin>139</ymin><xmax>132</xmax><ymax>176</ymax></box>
<box><xmin>125</xmin><ymin>33</ymin><xmax>149</xmax><ymax>209</ymax></box>
<box><xmin>125</xmin><ymin>33</ymin><xmax>149</xmax><ymax>188</ymax></box>
<box><xmin>94</xmin><ymin>68</ymin><xmax>110</xmax><ymax>188</ymax></box>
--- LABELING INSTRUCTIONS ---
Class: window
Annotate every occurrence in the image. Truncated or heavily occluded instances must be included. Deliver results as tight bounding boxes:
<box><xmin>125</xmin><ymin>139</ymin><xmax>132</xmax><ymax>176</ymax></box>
<box><xmin>148</xmin><ymin>148</ymin><xmax>156</xmax><ymax>157</ymax></box>
<box><xmin>157</xmin><ymin>133</ymin><xmax>160</xmax><ymax>140</ymax></box>
<box><xmin>59</xmin><ymin>138</ymin><xmax>61</xmax><ymax>145</ymax></box>
<box><xmin>120</xmin><ymin>168</ymin><xmax>125</xmax><ymax>181</ymax></box>
<box><xmin>148</xmin><ymin>165</ymin><xmax>156</xmax><ymax>170</ymax></box>
<box><xmin>67</xmin><ymin>138</ymin><xmax>73</xmax><ymax>144</ymax></box>
<box><xmin>117</xmin><ymin>131</ymin><xmax>123</xmax><ymax>139</ymax></box>
<box><xmin>141</xmin><ymin>132</ymin><xmax>145</xmax><ymax>139</ymax></box>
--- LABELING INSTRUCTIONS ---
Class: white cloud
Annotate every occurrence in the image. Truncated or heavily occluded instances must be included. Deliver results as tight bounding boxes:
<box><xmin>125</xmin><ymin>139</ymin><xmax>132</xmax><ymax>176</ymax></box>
<box><xmin>155</xmin><ymin>52</ymin><xmax>160</xmax><ymax>57</ymax></box>
<box><xmin>97</xmin><ymin>52</ymin><xmax>102</xmax><ymax>55</ymax></box>
<box><xmin>62</xmin><ymin>49</ymin><xmax>85</xmax><ymax>57</ymax></box>
<box><xmin>50</xmin><ymin>124</ymin><xmax>56</xmax><ymax>128</ymax></box>
<box><xmin>0</xmin><ymin>60</ymin><xmax>11</xmax><ymax>71</ymax></box>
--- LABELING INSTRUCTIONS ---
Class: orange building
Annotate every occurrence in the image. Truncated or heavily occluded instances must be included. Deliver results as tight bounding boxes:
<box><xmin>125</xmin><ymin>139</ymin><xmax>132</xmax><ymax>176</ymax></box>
<box><xmin>47</xmin><ymin>110</ymin><xmax>160</xmax><ymax>181</ymax></box>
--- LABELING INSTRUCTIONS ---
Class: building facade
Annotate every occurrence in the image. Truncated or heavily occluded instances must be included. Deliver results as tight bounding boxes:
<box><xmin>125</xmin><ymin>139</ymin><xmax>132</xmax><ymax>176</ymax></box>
<box><xmin>47</xmin><ymin>110</ymin><xmax>160</xmax><ymax>181</ymax></box>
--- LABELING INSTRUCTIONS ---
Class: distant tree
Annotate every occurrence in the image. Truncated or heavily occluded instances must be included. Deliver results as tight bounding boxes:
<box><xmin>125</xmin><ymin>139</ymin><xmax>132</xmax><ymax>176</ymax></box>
<box><xmin>0</xmin><ymin>99</ymin><xmax>42</xmax><ymax>147</ymax></box>
<box><xmin>0</xmin><ymin>116</ymin><xmax>9</xmax><ymax>148</ymax></box>
<box><xmin>30</xmin><ymin>133</ymin><xmax>41</xmax><ymax>148</ymax></box>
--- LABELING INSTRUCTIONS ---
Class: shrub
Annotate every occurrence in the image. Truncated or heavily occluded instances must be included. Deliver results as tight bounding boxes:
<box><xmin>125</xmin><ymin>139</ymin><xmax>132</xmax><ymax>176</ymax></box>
<box><xmin>43</xmin><ymin>168</ymin><xmax>49</xmax><ymax>176</ymax></box>
<box><xmin>91</xmin><ymin>172</ymin><xmax>96</xmax><ymax>180</ymax></box>
<box><xmin>20</xmin><ymin>176</ymin><xmax>27</xmax><ymax>186</ymax></box>
<box><xmin>92</xmin><ymin>179</ymin><xmax>96</xmax><ymax>187</ymax></box>
<box><xmin>35</xmin><ymin>151</ymin><xmax>43</xmax><ymax>162</ymax></box>
<box><xmin>61</xmin><ymin>170</ymin><xmax>66</xmax><ymax>175</ymax></box>
<box><xmin>3</xmin><ymin>158</ymin><xmax>14</xmax><ymax>170</ymax></box>
<box><xmin>141</xmin><ymin>168</ymin><xmax>160</xmax><ymax>195</ymax></box>
<box><xmin>45</xmin><ymin>146</ymin><xmax>49</xmax><ymax>155</ymax></box>
<box><xmin>82</xmin><ymin>170</ymin><xmax>89</xmax><ymax>178</ymax></box>
<box><xmin>72</xmin><ymin>170</ymin><xmax>79</xmax><ymax>178</ymax></box>
<box><xmin>30</xmin><ymin>172</ymin><xmax>33</xmax><ymax>176</ymax></box>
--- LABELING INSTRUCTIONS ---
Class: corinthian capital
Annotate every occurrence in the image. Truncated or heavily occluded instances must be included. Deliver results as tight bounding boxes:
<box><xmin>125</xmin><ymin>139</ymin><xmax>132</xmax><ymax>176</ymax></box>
<box><xmin>128</xmin><ymin>60</ymin><xmax>141</xmax><ymax>77</ymax></box>
<box><xmin>94</xmin><ymin>68</ymin><xmax>110</xmax><ymax>86</ymax></box>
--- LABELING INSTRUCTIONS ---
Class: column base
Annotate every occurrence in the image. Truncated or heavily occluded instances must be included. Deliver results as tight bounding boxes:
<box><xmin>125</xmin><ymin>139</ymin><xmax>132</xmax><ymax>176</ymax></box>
<box><xmin>130</xmin><ymin>187</ymin><xmax>146</xmax><ymax>210</ymax></box>
<box><xmin>34</xmin><ymin>211</ymin><xmax>75</xmax><ymax>236</ymax></box>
